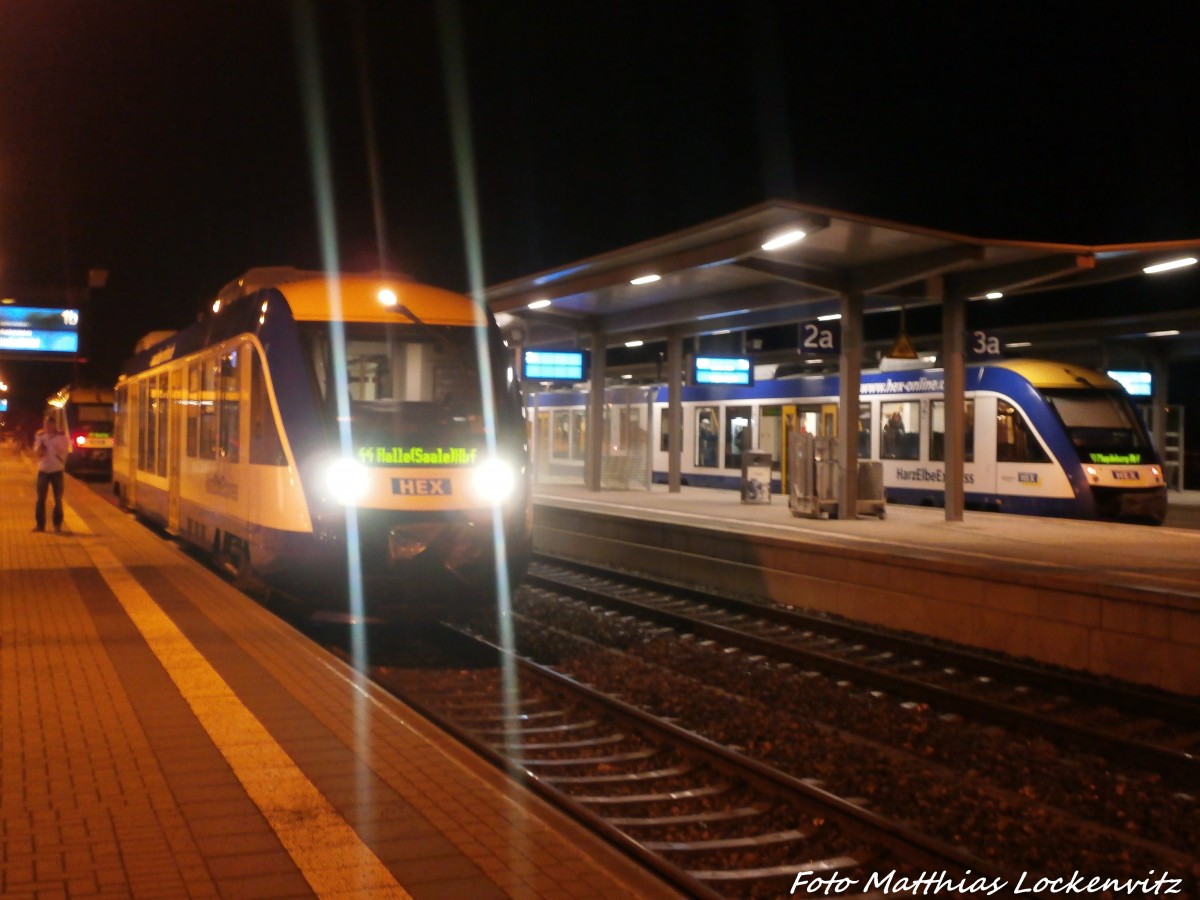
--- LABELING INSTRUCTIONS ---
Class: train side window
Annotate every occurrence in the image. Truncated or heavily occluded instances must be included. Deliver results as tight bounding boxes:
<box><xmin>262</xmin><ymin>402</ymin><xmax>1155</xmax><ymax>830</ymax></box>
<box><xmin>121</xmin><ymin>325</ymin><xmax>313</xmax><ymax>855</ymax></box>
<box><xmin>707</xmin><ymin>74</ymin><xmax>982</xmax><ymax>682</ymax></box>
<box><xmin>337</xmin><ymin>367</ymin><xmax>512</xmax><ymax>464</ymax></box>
<box><xmin>551</xmin><ymin>411</ymin><xmax>570</xmax><ymax>460</ymax></box>
<box><xmin>249</xmin><ymin>351</ymin><xmax>286</xmax><ymax>466</ymax></box>
<box><xmin>186</xmin><ymin>363</ymin><xmax>201</xmax><ymax>458</ymax></box>
<box><xmin>760</xmin><ymin>406</ymin><xmax>782</xmax><ymax>467</ymax></box>
<box><xmin>659</xmin><ymin>408</ymin><xmax>669</xmax><ymax>452</ymax></box>
<box><xmin>859</xmin><ymin>406</ymin><xmax>872</xmax><ymax>458</ymax></box>
<box><xmin>996</xmin><ymin>400</ymin><xmax>1049</xmax><ymax>463</ymax></box>
<box><xmin>199</xmin><ymin>358</ymin><xmax>218</xmax><ymax>460</ymax></box>
<box><xmin>880</xmin><ymin>401</ymin><xmax>918</xmax><ymax>460</ymax></box>
<box><xmin>723</xmin><ymin>405</ymin><xmax>751</xmax><ymax>469</ymax></box>
<box><xmin>570</xmin><ymin>410</ymin><xmax>586</xmax><ymax>462</ymax></box>
<box><xmin>218</xmin><ymin>350</ymin><xmax>240</xmax><ymax>462</ymax></box>
<box><xmin>137</xmin><ymin>379</ymin><xmax>150</xmax><ymax>471</ymax></box>
<box><xmin>695</xmin><ymin>406</ymin><xmax>718</xmax><ymax>468</ymax></box>
<box><xmin>930</xmin><ymin>400</ymin><xmax>975</xmax><ymax>463</ymax></box>
<box><xmin>154</xmin><ymin>373</ymin><xmax>168</xmax><ymax>476</ymax></box>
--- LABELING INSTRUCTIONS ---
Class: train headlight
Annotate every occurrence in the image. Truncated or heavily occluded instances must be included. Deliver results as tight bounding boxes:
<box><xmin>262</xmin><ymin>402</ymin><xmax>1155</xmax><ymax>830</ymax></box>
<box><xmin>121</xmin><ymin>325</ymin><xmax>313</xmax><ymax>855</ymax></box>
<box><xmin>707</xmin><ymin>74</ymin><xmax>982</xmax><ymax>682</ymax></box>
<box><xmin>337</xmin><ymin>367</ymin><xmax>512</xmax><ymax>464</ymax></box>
<box><xmin>472</xmin><ymin>457</ymin><xmax>517</xmax><ymax>505</ymax></box>
<box><xmin>326</xmin><ymin>457</ymin><xmax>370</xmax><ymax>505</ymax></box>
<box><xmin>1084</xmin><ymin>465</ymin><xmax>1100</xmax><ymax>484</ymax></box>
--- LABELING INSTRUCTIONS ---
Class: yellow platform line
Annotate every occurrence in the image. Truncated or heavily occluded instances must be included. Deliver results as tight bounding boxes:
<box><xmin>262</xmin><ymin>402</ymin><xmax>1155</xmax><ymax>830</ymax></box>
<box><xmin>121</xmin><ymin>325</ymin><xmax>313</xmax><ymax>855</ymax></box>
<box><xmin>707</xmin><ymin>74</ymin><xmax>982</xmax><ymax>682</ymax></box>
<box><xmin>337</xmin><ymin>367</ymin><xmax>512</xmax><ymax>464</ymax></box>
<box><xmin>82</xmin><ymin>542</ymin><xmax>410</xmax><ymax>899</ymax></box>
<box><xmin>63</xmin><ymin>498</ymin><xmax>92</xmax><ymax>535</ymax></box>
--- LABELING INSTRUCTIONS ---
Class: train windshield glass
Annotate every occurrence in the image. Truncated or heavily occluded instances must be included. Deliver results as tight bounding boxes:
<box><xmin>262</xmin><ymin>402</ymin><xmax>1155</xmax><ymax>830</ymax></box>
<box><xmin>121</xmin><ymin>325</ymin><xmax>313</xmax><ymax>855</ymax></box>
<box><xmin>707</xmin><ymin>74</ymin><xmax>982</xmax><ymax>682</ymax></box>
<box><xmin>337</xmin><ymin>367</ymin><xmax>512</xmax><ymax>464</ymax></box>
<box><xmin>301</xmin><ymin>322</ymin><xmax>490</xmax><ymax>448</ymax></box>
<box><xmin>74</xmin><ymin>404</ymin><xmax>114</xmax><ymax>428</ymax></box>
<box><xmin>1042</xmin><ymin>389</ymin><xmax>1151</xmax><ymax>461</ymax></box>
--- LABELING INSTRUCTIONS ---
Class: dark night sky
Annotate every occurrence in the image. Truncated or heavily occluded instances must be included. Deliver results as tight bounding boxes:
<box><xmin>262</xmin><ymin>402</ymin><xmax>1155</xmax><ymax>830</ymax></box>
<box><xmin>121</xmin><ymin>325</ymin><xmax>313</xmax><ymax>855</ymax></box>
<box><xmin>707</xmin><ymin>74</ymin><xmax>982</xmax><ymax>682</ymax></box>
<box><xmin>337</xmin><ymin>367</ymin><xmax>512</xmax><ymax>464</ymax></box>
<box><xmin>2</xmin><ymin>1</ymin><xmax>1199</xmax><ymax>419</ymax></box>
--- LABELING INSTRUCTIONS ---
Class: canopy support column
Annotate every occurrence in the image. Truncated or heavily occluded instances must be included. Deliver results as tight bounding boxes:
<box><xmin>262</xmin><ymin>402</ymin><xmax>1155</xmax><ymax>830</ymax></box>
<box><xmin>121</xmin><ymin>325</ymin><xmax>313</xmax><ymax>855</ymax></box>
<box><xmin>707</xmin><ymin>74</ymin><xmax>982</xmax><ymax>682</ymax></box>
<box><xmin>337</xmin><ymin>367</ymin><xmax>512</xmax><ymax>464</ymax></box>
<box><xmin>836</xmin><ymin>289</ymin><xmax>863</xmax><ymax>521</ymax></box>
<box><xmin>941</xmin><ymin>283</ymin><xmax>966</xmax><ymax>522</ymax></box>
<box><xmin>667</xmin><ymin>327</ymin><xmax>683</xmax><ymax>492</ymax></box>
<box><xmin>585</xmin><ymin>328</ymin><xmax>607</xmax><ymax>491</ymax></box>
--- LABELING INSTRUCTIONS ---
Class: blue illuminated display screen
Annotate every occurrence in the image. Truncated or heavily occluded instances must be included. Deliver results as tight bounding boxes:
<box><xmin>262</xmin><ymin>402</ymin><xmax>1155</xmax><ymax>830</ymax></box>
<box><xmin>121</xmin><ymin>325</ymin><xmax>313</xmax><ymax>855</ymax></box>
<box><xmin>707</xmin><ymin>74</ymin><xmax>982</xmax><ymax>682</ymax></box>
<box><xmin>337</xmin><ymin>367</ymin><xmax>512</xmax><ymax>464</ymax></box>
<box><xmin>694</xmin><ymin>356</ymin><xmax>753</xmax><ymax>386</ymax></box>
<box><xmin>0</xmin><ymin>398</ymin><xmax>7</xmax><ymax>413</ymax></box>
<box><xmin>0</xmin><ymin>306</ymin><xmax>80</xmax><ymax>355</ymax></box>
<box><xmin>523</xmin><ymin>349</ymin><xmax>589</xmax><ymax>382</ymax></box>
<box><xmin>1107</xmin><ymin>370</ymin><xmax>1152</xmax><ymax>396</ymax></box>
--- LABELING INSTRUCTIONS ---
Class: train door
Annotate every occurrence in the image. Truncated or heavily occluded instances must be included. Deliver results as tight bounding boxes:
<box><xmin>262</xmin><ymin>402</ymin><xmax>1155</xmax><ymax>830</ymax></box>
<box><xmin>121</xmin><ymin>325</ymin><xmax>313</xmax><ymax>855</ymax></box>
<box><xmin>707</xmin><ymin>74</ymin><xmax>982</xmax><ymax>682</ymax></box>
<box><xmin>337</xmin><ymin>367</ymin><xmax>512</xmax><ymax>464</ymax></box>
<box><xmin>761</xmin><ymin>405</ymin><xmax>785</xmax><ymax>490</ymax></box>
<box><xmin>819</xmin><ymin>403</ymin><xmax>837</xmax><ymax>437</ymax></box>
<box><xmin>166</xmin><ymin>366</ymin><xmax>184</xmax><ymax>533</ymax></box>
<box><xmin>199</xmin><ymin>346</ymin><xmax>245</xmax><ymax>552</ymax></box>
<box><xmin>213</xmin><ymin>344</ymin><xmax>251</xmax><ymax>566</ymax></box>
<box><xmin>971</xmin><ymin>396</ymin><xmax>997</xmax><ymax>495</ymax></box>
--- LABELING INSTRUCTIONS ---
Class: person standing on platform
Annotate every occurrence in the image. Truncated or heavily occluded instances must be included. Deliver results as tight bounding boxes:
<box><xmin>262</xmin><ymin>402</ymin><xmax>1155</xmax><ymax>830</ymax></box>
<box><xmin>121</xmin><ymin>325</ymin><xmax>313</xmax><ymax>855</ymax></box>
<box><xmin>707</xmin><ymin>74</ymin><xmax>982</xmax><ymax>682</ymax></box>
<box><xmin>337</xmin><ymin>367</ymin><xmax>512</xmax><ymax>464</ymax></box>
<box><xmin>33</xmin><ymin>412</ymin><xmax>70</xmax><ymax>533</ymax></box>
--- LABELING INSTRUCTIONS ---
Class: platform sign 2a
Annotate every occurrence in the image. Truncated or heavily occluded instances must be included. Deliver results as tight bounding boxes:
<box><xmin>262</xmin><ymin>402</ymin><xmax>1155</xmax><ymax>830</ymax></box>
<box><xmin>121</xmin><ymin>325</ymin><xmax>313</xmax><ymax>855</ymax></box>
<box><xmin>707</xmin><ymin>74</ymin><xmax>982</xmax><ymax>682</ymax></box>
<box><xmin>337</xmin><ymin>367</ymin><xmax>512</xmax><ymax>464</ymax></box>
<box><xmin>799</xmin><ymin>319</ymin><xmax>841</xmax><ymax>356</ymax></box>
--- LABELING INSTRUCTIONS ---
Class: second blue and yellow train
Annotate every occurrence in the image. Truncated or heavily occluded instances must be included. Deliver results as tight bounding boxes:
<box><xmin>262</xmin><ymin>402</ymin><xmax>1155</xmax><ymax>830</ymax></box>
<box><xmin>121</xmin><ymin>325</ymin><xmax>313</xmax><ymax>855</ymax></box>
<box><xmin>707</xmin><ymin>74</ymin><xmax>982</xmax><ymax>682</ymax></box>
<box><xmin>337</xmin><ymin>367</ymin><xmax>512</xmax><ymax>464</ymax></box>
<box><xmin>529</xmin><ymin>358</ymin><xmax>1167</xmax><ymax>523</ymax></box>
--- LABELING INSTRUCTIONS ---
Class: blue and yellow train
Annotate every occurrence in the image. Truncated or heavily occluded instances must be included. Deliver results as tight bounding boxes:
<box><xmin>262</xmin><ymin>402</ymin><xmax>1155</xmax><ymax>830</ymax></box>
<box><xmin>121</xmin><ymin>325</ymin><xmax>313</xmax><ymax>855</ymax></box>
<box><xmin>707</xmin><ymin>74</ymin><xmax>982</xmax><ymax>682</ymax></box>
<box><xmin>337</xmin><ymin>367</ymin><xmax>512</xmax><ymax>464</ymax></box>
<box><xmin>113</xmin><ymin>268</ymin><xmax>532</xmax><ymax>621</ymax></box>
<box><xmin>530</xmin><ymin>359</ymin><xmax>1167</xmax><ymax>523</ymax></box>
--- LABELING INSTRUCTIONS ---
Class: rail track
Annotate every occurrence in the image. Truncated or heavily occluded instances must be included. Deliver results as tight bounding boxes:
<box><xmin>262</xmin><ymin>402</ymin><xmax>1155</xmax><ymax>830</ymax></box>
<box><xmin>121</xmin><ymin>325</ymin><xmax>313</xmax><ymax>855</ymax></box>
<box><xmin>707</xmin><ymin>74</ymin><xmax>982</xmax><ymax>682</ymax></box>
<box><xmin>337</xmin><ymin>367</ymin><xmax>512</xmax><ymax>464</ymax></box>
<box><xmin>491</xmin><ymin>553</ymin><xmax>1200</xmax><ymax>888</ymax></box>
<box><xmin>369</xmin><ymin>626</ymin><xmax>1000</xmax><ymax>899</ymax></box>
<box><xmin>524</xmin><ymin>554</ymin><xmax>1200</xmax><ymax>780</ymax></box>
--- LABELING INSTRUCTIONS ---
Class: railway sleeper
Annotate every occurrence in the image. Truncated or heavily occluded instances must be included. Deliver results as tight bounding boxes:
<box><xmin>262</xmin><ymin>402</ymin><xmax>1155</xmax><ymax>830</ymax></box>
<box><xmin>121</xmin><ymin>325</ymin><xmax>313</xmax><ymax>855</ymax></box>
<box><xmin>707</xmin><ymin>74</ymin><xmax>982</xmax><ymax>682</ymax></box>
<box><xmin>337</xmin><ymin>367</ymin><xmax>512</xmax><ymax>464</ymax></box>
<box><xmin>571</xmin><ymin>783</ymin><xmax>733</xmax><ymax>805</ymax></box>
<box><xmin>690</xmin><ymin>854</ymin><xmax>861</xmax><ymax>882</ymax></box>
<box><xmin>606</xmin><ymin>805</ymin><xmax>767</xmax><ymax>827</ymax></box>
<box><xmin>540</xmin><ymin>764</ymin><xmax>695</xmax><ymax>785</ymax></box>
<box><xmin>641</xmin><ymin>828</ymin><xmax>809</xmax><ymax>852</ymax></box>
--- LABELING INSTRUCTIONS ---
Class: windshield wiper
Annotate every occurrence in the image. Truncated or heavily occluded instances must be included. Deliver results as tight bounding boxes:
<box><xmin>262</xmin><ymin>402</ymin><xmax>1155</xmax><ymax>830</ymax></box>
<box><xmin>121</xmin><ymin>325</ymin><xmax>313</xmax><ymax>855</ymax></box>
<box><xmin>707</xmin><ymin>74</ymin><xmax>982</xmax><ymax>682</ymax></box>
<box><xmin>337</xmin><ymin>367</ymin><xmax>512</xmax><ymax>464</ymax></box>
<box><xmin>394</xmin><ymin>304</ymin><xmax>453</xmax><ymax>353</ymax></box>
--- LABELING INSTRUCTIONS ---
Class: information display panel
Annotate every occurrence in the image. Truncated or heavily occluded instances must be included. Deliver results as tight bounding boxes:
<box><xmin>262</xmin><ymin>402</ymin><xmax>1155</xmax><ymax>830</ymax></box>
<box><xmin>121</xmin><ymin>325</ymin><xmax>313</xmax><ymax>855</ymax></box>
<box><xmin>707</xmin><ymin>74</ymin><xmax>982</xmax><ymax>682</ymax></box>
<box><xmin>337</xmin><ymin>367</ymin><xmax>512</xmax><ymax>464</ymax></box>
<box><xmin>693</xmin><ymin>356</ymin><xmax>753</xmax><ymax>386</ymax></box>
<box><xmin>0</xmin><ymin>306</ymin><xmax>80</xmax><ymax>356</ymax></box>
<box><xmin>1107</xmin><ymin>370</ymin><xmax>1151</xmax><ymax>396</ymax></box>
<box><xmin>523</xmin><ymin>349</ymin><xmax>590</xmax><ymax>382</ymax></box>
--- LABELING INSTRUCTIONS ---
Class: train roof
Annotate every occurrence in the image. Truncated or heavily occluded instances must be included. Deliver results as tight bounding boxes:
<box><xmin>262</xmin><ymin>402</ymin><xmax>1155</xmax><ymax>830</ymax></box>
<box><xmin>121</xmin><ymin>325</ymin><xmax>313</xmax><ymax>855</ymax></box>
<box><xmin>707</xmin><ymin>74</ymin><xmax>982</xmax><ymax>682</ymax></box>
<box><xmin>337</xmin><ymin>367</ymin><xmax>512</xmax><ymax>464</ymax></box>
<box><xmin>220</xmin><ymin>269</ymin><xmax>483</xmax><ymax>326</ymax></box>
<box><xmin>991</xmin><ymin>359</ymin><xmax>1121</xmax><ymax>390</ymax></box>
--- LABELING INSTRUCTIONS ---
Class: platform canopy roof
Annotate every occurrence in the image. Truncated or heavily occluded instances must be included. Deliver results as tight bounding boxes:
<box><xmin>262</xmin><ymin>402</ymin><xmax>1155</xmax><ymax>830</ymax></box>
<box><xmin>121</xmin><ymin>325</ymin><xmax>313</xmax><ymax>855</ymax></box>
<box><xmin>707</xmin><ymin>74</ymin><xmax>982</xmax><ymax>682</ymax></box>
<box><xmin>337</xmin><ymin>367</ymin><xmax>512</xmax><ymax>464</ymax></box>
<box><xmin>485</xmin><ymin>199</ymin><xmax>1200</xmax><ymax>361</ymax></box>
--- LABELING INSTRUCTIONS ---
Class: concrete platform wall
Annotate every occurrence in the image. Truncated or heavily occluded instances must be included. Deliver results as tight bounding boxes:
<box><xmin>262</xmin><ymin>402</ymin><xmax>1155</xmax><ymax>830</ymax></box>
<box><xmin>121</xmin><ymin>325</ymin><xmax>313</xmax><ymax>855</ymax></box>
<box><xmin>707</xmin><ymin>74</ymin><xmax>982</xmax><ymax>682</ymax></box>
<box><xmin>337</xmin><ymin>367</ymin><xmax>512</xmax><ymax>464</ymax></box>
<box><xmin>535</xmin><ymin>506</ymin><xmax>1200</xmax><ymax>696</ymax></box>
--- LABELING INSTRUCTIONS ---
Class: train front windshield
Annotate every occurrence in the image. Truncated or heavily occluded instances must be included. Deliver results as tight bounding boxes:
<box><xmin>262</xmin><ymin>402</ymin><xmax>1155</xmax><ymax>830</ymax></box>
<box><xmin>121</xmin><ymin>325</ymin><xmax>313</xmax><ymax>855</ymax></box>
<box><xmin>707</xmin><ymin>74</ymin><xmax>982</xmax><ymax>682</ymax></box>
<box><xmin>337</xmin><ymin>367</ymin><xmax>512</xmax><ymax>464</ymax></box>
<box><xmin>301</xmin><ymin>321</ymin><xmax>496</xmax><ymax>447</ymax></box>
<box><xmin>1042</xmin><ymin>389</ymin><xmax>1153</xmax><ymax>461</ymax></box>
<box><xmin>73</xmin><ymin>404</ymin><xmax>114</xmax><ymax>431</ymax></box>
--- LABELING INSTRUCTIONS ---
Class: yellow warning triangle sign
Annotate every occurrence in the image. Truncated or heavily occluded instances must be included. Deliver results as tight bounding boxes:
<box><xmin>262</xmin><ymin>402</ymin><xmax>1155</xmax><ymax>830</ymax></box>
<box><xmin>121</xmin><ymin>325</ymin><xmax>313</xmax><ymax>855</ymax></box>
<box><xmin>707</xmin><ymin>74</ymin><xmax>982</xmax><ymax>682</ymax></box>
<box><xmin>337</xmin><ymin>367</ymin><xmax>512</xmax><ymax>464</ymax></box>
<box><xmin>887</xmin><ymin>332</ymin><xmax>919</xmax><ymax>359</ymax></box>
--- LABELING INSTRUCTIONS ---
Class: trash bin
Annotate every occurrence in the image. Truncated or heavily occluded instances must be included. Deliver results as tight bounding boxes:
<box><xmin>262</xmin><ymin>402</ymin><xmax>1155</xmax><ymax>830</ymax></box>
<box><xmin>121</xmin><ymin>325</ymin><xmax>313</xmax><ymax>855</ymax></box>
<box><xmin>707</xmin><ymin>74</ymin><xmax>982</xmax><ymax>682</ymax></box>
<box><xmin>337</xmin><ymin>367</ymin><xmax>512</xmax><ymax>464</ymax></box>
<box><xmin>740</xmin><ymin>450</ymin><xmax>773</xmax><ymax>503</ymax></box>
<box><xmin>856</xmin><ymin>460</ymin><xmax>886</xmax><ymax>518</ymax></box>
<box><xmin>788</xmin><ymin>432</ymin><xmax>839</xmax><ymax>518</ymax></box>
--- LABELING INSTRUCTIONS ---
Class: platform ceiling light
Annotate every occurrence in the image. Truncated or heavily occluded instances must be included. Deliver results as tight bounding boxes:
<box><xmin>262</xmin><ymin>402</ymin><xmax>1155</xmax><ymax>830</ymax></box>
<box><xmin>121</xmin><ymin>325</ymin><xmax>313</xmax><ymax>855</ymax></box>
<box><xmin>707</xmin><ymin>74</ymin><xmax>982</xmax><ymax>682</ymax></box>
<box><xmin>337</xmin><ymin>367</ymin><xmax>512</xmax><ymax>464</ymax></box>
<box><xmin>527</xmin><ymin>298</ymin><xmax>552</xmax><ymax>310</ymax></box>
<box><xmin>630</xmin><ymin>274</ymin><xmax>661</xmax><ymax>285</ymax></box>
<box><xmin>761</xmin><ymin>229</ymin><xmax>806</xmax><ymax>251</ymax></box>
<box><xmin>211</xmin><ymin>299</ymin><xmax>222</xmax><ymax>314</ymax></box>
<box><xmin>621</xmin><ymin>373</ymin><xmax>633</xmax><ymax>379</ymax></box>
<box><xmin>985</xmin><ymin>291</ymin><xmax>1004</xmax><ymax>300</ymax></box>
<box><xmin>624</xmin><ymin>340</ymin><xmax>643</xmax><ymax>347</ymax></box>
<box><xmin>817</xmin><ymin>313</ymin><xmax>842</xmax><ymax>321</ymax></box>
<box><xmin>1143</xmin><ymin>257</ymin><xmax>1197</xmax><ymax>274</ymax></box>
<box><xmin>1146</xmin><ymin>330</ymin><xmax>1181</xmax><ymax>337</ymax></box>
<box><xmin>377</xmin><ymin>288</ymin><xmax>398</xmax><ymax>307</ymax></box>
<box><xmin>1</xmin><ymin>297</ymin><xmax>14</xmax><ymax>305</ymax></box>
<box><xmin>1006</xmin><ymin>341</ymin><xmax>1032</xmax><ymax>348</ymax></box>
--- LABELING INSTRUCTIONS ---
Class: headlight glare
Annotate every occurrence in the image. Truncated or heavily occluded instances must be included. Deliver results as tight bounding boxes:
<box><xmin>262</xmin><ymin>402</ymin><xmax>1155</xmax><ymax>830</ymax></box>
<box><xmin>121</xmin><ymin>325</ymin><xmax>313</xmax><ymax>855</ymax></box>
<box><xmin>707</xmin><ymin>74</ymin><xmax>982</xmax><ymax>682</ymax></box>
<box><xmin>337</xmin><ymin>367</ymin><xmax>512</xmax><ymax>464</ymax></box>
<box><xmin>326</xmin><ymin>457</ymin><xmax>369</xmax><ymax>505</ymax></box>
<box><xmin>472</xmin><ymin>457</ymin><xmax>516</xmax><ymax>505</ymax></box>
